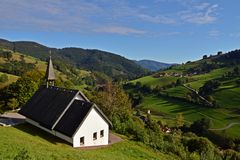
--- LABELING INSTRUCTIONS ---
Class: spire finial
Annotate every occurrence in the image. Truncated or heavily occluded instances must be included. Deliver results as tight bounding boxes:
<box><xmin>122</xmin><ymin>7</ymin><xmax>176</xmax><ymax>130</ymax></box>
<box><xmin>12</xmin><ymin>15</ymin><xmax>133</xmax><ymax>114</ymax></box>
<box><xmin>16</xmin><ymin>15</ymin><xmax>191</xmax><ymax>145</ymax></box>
<box><xmin>46</xmin><ymin>52</ymin><xmax>56</xmax><ymax>88</ymax></box>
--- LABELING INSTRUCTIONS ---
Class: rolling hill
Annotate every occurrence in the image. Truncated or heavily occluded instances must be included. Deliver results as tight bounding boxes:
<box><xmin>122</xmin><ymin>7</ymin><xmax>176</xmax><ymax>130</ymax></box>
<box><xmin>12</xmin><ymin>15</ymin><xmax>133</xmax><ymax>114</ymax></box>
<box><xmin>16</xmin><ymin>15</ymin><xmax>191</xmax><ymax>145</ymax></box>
<box><xmin>0</xmin><ymin>38</ymin><xmax>148</xmax><ymax>80</ymax></box>
<box><xmin>128</xmin><ymin>49</ymin><xmax>240</xmax><ymax>139</ymax></box>
<box><xmin>135</xmin><ymin>60</ymin><xmax>173</xmax><ymax>71</ymax></box>
<box><xmin>0</xmin><ymin>48</ymin><xmax>95</xmax><ymax>90</ymax></box>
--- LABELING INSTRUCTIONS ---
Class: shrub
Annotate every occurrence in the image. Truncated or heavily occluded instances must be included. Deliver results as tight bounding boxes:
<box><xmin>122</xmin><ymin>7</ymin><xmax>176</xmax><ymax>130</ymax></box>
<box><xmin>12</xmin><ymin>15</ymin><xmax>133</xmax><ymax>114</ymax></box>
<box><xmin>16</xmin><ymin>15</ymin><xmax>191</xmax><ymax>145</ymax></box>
<box><xmin>0</xmin><ymin>74</ymin><xmax>8</xmax><ymax>83</ymax></box>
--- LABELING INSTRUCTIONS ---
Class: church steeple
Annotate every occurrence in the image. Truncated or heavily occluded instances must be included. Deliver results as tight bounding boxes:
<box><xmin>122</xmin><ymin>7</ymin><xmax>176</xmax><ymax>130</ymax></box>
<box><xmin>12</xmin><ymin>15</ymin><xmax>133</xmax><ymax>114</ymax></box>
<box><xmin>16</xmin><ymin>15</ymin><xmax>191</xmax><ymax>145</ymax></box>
<box><xmin>46</xmin><ymin>51</ymin><xmax>56</xmax><ymax>88</ymax></box>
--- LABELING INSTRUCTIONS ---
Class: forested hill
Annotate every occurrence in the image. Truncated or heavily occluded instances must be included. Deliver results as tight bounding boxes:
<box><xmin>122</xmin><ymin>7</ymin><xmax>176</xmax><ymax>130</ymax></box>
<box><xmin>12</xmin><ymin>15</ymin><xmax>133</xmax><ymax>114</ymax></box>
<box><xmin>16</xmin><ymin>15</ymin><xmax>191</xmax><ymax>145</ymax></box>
<box><xmin>0</xmin><ymin>38</ymin><xmax>148</xmax><ymax>80</ymax></box>
<box><xmin>135</xmin><ymin>60</ymin><xmax>173</xmax><ymax>71</ymax></box>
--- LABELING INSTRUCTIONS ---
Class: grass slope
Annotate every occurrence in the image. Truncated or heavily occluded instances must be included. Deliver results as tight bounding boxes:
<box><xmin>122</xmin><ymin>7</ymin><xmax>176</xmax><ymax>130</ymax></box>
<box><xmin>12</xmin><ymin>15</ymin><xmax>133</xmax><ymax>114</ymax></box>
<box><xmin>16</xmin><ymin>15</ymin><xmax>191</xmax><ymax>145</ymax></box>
<box><xmin>0</xmin><ymin>124</ymin><xmax>174</xmax><ymax>160</ymax></box>
<box><xmin>139</xmin><ymin>95</ymin><xmax>240</xmax><ymax>138</ymax></box>
<box><xmin>0</xmin><ymin>51</ymin><xmax>93</xmax><ymax>90</ymax></box>
<box><xmin>0</xmin><ymin>72</ymin><xmax>19</xmax><ymax>89</ymax></box>
<box><xmin>186</xmin><ymin>67</ymin><xmax>230</xmax><ymax>90</ymax></box>
<box><xmin>131</xmin><ymin>76</ymin><xmax>178</xmax><ymax>88</ymax></box>
<box><xmin>130</xmin><ymin>52</ymin><xmax>240</xmax><ymax>139</ymax></box>
<box><xmin>213</xmin><ymin>84</ymin><xmax>240</xmax><ymax>109</ymax></box>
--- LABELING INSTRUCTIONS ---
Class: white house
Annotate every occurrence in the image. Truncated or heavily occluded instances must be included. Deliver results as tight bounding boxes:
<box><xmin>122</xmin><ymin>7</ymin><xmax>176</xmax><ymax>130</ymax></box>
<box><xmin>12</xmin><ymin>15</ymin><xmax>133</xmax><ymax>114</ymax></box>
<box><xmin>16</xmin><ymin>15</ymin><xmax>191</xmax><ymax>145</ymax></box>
<box><xmin>19</xmin><ymin>56</ymin><xmax>112</xmax><ymax>147</ymax></box>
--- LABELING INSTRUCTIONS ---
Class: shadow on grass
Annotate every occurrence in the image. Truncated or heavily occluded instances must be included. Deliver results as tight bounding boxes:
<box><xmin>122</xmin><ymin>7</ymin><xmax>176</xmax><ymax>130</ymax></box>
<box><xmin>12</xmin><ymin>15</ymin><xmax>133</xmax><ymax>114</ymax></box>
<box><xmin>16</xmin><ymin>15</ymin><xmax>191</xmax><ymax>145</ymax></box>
<box><xmin>232</xmin><ymin>109</ymin><xmax>240</xmax><ymax>115</ymax></box>
<box><xmin>216</xmin><ymin>85</ymin><xmax>238</xmax><ymax>92</ymax></box>
<box><xmin>224</xmin><ymin>116</ymin><xmax>240</xmax><ymax>120</ymax></box>
<box><xmin>14</xmin><ymin>123</ymin><xmax>71</xmax><ymax>146</ymax></box>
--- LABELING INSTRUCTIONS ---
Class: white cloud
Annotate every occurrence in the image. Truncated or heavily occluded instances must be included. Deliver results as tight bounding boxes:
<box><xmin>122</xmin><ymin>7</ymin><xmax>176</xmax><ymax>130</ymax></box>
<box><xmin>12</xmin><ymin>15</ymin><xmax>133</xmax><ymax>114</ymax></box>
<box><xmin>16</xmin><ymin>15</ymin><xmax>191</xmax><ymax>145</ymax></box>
<box><xmin>94</xmin><ymin>26</ymin><xmax>146</xmax><ymax>35</ymax></box>
<box><xmin>208</xmin><ymin>30</ymin><xmax>220</xmax><ymax>37</ymax></box>
<box><xmin>138</xmin><ymin>14</ymin><xmax>176</xmax><ymax>24</ymax></box>
<box><xmin>0</xmin><ymin>0</ymin><xmax>100</xmax><ymax>32</ymax></box>
<box><xmin>180</xmin><ymin>3</ymin><xmax>218</xmax><ymax>24</ymax></box>
<box><xmin>229</xmin><ymin>32</ymin><xmax>240</xmax><ymax>38</ymax></box>
<box><xmin>0</xmin><ymin>0</ymin><xmax>220</xmax><ymax>36</ymax></box>
<box><xmin>194</xmin><ymin>3</ymin><xmax>211</xmax><ymax>10</ymax></box>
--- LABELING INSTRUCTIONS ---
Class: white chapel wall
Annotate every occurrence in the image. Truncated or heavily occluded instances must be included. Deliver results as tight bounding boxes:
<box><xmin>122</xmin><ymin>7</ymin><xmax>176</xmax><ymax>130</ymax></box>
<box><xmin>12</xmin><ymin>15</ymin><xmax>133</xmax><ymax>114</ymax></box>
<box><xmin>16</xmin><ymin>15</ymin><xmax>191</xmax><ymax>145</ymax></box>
<box><xmin>72</xmin><ymin>108</ymin><xmax>109</xmax><ymax>147</ymax></box>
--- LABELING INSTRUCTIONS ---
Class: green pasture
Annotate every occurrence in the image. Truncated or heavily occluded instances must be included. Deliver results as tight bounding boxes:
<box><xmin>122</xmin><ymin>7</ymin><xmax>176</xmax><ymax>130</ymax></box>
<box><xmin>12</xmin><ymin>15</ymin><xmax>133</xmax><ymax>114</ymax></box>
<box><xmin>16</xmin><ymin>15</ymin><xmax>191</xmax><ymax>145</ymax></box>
<box><xmin>213</xmin><ymin>84</ymin><xmax>240</xmax><ymax>109</ymax></box>
<box><xmin>162</xmin><ymin>86</ymin><xmax>189</xmax><ymax>98</ymax></box>
<box><xmin>139</xmin><ymin>95</ymin><xmax>240</xmax><ymax>138</ymax></box>
<box><xmin>0</xmin><ymin>123</ymin><xmax>174</xmax><ymax>160</ymax></box>
<box><xmin>186</xmin><ymin>68</ymin><xmax>230</xmax><ymax>90</ymax></box>
<box><xmin>131</xmin><ymin>76</ymin><xmax>178</xmax><ymax>88</ymax></box>
<box><xmin>0</xmin><ymin>72</ymin><xmax>19</xmax><ymax>88</ymax></box>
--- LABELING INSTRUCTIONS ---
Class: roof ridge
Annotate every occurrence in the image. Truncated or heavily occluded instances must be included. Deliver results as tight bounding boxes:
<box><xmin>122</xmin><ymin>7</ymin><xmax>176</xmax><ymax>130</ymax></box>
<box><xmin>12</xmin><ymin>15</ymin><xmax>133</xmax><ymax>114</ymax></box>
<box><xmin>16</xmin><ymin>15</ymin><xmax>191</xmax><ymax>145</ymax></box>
<box><xmin>51</xmin><ymin>91</ymin><xmax>81</xmax><ymax>130</ymax></box>
<box><xmin>42</xmin><ymin>85</ymin><xmax>79</xmax><ymax>93</ymax></box>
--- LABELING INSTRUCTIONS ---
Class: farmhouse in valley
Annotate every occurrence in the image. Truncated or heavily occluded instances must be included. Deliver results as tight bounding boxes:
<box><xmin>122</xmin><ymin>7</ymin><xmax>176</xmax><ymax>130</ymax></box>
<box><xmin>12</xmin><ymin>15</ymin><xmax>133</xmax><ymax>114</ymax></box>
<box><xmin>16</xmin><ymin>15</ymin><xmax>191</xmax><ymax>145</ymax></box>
<box><xmin>19</xmin><ymin>56</ymin><xmax>112</xmax><ymax>147</ymax></box>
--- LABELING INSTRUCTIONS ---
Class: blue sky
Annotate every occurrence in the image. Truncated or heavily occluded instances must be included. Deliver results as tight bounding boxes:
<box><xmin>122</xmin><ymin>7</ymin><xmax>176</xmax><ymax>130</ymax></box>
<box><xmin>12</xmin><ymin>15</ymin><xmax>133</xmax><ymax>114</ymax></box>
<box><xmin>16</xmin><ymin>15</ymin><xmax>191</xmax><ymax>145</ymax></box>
<box><xmin>0</xmin><ymin>0</ymin><xmax>240</xmax><ymax>63</ymax></box>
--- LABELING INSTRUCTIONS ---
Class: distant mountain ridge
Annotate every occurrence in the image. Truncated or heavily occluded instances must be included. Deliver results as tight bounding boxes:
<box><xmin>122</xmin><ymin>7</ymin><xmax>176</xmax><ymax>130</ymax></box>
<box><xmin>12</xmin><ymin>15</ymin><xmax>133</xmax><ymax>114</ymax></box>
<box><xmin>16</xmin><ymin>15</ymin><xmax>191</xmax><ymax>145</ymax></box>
<box><xmin>135</xmin><ymin>60</ymin><xmax>173</xmax><ymax>71</ymax></box>
<box><xmin>0</xmin><ymin>38</ymin><xmax>149</xmax><ymax>80</ymax></box>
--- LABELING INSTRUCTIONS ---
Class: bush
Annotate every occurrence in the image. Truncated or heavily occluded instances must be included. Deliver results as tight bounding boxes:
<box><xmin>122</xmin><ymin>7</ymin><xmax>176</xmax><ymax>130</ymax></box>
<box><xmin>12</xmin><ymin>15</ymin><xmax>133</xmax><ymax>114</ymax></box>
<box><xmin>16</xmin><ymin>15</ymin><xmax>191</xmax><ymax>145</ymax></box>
<box><xmin>236</xmin><ymin>79</ymin><xmax>240</xmax><ymax>85</ymax></box>
<box><xmin>0</xmin><ymin>74</ymin><xmax>8</xmax><ymax>83</ymax></box>
<box><xmin>0</xmin><ymin>76</ymin><xmax>38</xmax><ymax>111</ymax></box>
<box><xmin>0</xmin><ymin>50</ymin><xmax>12</xmax><ymax>59</ymax></box>
<box><xmin>199</xmin><ymin>80</ymin><xmax>221</xmax><ymax>97</ymax></box>
<box><xmin>183</xmin><ymin>137</ymin><xmax>221</xmax><ymax>160</ymax></box>
<box><xmin>190</xmin><ymin>118</ymin><xmax>211</xmax><ymax>135</ymax></box>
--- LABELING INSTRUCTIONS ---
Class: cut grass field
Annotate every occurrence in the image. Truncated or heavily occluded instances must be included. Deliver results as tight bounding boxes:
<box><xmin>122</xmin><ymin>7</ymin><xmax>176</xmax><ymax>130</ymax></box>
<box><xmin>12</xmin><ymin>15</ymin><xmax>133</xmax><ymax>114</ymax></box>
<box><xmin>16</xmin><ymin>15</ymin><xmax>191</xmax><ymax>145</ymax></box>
<box><xmin>131</xmin><ymin>56</ymin><xmax>240</xmax><ymax>140</ymax></box>
<box><xmin>213</xmin><ymin>84</ymin><xmax>240</xmax><ymax>109</ymax></box>
<box><xmin>0</xmin><ymin>123</ymin><xmax>175</xmax><ymax>160</ymax></box>
<box><xmin>161</xmin><ymin>86</ymin><xmax>189</xmax><ymax>99</ymax></box>
<box><xmin>131</xmin><ymin>76</ymin><xmax>178</xmax><ymax>88</ymax></box>
<box><xmin>186</xmin><ymin>67</ymin><xmax>230</xmax><ymax>90</ymax></box>
<box><xmin>139</xmin><ymin>95</ymin><xmax>240</xmax><ymax>138</ymax></box>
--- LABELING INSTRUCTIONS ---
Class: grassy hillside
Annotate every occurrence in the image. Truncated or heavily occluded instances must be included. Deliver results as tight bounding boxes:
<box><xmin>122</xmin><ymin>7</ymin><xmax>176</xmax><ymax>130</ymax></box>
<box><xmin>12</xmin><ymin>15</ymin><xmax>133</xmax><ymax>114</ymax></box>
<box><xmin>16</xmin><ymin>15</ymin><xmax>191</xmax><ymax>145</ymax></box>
<box><xmin>129</xmin><ymin>49</ymin><xmax>240</xmax><ymax>139</ymax></box>
<box><xmin>0</xmin><ymin>72</ymin><xmax>19</xmax><ymax>89</ymax></box>
<box><xmin>0</xmin><ymin>49</ymin><xmax>100</xmax><ymax>90</ymax></box>
<box><xmin>0</xmin><ymin>124</ymin><xmax>174</xmax><ymax>160</ymax></box>
<box><xmin>213</xmin><ymin>81</ymin><xmax>240</xmax><ymax>109</ymax></box>
<box><xmin>139</xmin><ymin>95</ymin><xmax>240</xmax><ymax>138</ymax></box>
<box><xmin>131</xmin><ymin>76</ymin><xmax>178</xmax><ymax>88</ymax></box>
<box><xmin>0</xmin><ymin>38</ymin><xmax>148</xmax><ymax>80</ymax></box>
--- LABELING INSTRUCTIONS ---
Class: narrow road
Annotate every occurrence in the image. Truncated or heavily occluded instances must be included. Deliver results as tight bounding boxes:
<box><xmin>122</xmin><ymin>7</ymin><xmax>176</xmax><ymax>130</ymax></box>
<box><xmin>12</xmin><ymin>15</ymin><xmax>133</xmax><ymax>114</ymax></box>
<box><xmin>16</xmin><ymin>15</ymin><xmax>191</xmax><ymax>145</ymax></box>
<box><xmin>209</xmin><ymin>123</ymin><xmax>240</xmax><ymax>131</ymax></box>
<box><xmin>182</xmin><ymin>84</ymin><xmax>212</xmax><ymax>106</ymax></box>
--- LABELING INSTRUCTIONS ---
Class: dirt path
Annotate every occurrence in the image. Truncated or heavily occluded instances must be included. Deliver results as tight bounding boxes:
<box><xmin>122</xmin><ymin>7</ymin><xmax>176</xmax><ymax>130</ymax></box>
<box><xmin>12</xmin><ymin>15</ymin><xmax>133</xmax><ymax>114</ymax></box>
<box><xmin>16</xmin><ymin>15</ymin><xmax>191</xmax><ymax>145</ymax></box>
<box><xmin>209</xmin><ymin>123</ymin><xmax>240</xmax><ymax>131</ymax></box>
<box><xmin>183</xmin><ymin>84</ymin><xmax>212</xmax><ymax>106</ymax></box>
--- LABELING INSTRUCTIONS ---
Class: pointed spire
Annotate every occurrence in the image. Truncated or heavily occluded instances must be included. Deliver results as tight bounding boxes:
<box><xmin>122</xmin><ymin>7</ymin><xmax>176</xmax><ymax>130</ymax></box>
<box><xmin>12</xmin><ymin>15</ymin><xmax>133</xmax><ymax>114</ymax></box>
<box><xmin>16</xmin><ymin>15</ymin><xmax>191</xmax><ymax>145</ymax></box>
<box><xmin>46</xmin><ymin>50</ymin><xmax>56</xmax><ymax>88</ymax></box>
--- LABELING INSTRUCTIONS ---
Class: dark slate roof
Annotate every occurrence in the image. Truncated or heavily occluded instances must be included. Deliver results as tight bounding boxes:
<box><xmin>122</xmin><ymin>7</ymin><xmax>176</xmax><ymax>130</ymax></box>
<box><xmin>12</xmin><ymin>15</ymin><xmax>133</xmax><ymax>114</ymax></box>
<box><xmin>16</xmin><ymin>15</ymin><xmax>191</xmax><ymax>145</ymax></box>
<box><xmin>19</xmin><ymin>85</ymin><xmax>112</xmax><ymax>137</ymax></box>
<box><xmin>19</xmin><ymin>86</ymin><xmax>79</xmax><ymax>129</ymax></box>
<box><xmin>45</xmin><ymin>56</ymin><xmax>55</xmax><ymax>80</ymax></box>
<box><xmin>54</xmin><ymin>100</ymin><xmax>93</xmax><ymax>137</ymax></box>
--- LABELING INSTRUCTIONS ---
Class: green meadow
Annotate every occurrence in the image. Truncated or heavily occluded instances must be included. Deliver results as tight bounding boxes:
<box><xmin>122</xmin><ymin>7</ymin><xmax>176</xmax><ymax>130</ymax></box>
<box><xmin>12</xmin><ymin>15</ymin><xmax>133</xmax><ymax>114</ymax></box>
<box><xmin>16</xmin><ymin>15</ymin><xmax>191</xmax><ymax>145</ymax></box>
<box><xmin>186</xmin><ymin>67</ymin><xmax>231</xmax><ymax>90</ymax></box>
<box><xmin>0</xmin><ymin>72</ymin><xmax>19</xmax><ymax>89</ymax></box>
<box><xmin>0</xmin><ymin>124</ymin><xmax>174</xmax><ymax>160</ymax></box>
<box><xmin>131</xmin><ymin>76</ymin><xmax>178</xmax><ymax>88</ymax></box>
<box><xmin>139</xmin><ymin>95</ymin><xmax>240</xmax><ymax>138</ymax></box>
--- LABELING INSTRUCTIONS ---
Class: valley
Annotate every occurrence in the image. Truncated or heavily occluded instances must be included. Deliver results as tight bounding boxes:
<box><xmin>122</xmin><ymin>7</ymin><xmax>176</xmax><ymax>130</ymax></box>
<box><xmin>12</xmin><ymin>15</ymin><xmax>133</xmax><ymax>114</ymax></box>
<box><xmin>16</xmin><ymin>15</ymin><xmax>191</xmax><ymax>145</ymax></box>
<box><xmin>129</xmin><ymin>50</ymin><xmax>240</xmax><ymax>140</ymax></box>
<box><xmin>0</xmin><ymin>39</ymin><xmax>240</xmax><ymax>159</ymax></box>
